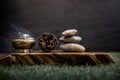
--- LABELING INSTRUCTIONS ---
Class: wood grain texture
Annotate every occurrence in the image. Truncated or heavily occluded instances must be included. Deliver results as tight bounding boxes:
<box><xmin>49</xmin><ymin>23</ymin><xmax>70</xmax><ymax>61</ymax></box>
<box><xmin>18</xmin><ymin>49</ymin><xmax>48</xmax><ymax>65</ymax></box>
<box><xmin>0</xmin><ymin>51</ymin><xmax>116</xmax><ymax>65</ymax></box>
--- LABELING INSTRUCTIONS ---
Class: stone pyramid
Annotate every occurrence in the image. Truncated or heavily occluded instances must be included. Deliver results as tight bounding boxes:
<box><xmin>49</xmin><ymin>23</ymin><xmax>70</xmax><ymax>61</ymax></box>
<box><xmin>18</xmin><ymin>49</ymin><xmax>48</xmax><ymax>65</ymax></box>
<box><xmin>59</xmin><ymin>29</ymin><xmax>85</xmax><ymax>52</ymax></box>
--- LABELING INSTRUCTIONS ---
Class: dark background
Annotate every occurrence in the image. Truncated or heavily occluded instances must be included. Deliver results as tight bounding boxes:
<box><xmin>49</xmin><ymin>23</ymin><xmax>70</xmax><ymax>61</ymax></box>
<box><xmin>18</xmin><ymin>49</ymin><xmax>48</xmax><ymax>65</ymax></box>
<box><xmin>0</xmin><ymin>0</ymin><xmax>120</xmax><ymax>52</ymax></box>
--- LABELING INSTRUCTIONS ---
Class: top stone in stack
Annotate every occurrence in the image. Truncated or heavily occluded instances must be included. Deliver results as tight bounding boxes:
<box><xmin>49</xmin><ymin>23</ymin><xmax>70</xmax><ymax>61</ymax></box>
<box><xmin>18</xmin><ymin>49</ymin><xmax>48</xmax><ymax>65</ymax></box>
<box><xmin>62</xmin><ymin>29</ymin><xmax>78</xmax><ymax>37</ymax></box>
<box><xmin>59</xmin><ymin>29</ymin><xmax>85</xmax><ymax>52</ymax></box>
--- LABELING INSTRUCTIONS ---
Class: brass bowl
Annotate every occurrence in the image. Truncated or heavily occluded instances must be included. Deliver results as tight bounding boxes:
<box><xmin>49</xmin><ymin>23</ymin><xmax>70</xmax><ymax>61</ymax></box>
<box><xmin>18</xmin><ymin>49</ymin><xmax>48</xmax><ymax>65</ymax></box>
<box><xmin>12</xmin><ymin>38</ymin><xmax>35</xmax><ymax>53</ymax></box>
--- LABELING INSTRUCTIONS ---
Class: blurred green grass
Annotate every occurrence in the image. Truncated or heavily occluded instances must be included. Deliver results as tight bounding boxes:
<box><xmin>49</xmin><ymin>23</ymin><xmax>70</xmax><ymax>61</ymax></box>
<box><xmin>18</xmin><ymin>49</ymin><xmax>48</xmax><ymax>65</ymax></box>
<box><xmin>0</xmin><ymin>52</ymin><xmax>120</xmax><ymax>80</ymax></box>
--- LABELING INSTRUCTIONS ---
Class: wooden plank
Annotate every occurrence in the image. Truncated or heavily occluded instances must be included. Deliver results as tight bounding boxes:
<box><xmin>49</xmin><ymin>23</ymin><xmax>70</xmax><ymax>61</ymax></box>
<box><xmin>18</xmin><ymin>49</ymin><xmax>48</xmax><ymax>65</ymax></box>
<box><xmin>0</xmin><ymin>51</ymin><xmax>116</xmax><ymax>65</ymax></box>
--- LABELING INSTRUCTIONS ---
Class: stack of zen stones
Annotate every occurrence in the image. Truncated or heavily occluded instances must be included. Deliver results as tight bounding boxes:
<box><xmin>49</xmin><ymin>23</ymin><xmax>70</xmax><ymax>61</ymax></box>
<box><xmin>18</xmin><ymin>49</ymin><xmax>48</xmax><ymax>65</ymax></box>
<box><xmin>59</xmin><ymin>29</ymin><xmax>85</xmax><ymax>52</ymax></box>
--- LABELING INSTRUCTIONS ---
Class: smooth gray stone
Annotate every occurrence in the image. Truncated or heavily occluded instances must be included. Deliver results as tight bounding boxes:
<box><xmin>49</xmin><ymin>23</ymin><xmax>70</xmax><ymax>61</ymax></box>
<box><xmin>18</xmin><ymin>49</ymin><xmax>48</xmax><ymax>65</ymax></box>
<box><xmin>60</xmin><ymin>43</ymin><xmax>85</xmax><ymax>52</ymax></box>
<box><xmin>59</xmin><ymin>36</ymin><xmax>81</xmax><ymax>43</ymax></box>
<box><xmin>62</xmin><ymin>29</ymin><xmax>78</xmax><ymax>37</ymax></box>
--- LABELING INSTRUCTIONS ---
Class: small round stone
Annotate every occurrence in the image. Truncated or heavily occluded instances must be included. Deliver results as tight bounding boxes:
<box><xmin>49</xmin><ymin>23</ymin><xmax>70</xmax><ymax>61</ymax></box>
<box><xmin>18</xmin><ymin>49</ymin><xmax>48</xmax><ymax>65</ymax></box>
<box><xmin>38</xmin><ymin>33</ymin><xmax>57</xmax><ymax>52</ymax></box>
<box><xmin>62</xmin><ymin>29</ymin><xmax>78</xmax><ymax>37</ymax></box>
<box><xmin>60</xmin><ymin>43</ymin><xmax>85</xmax><ymax>52</ymax></box>
<box><xmin>59</xmin><ymin>36</ymin><xmax>82</xmax><ymax>43</ymax></box>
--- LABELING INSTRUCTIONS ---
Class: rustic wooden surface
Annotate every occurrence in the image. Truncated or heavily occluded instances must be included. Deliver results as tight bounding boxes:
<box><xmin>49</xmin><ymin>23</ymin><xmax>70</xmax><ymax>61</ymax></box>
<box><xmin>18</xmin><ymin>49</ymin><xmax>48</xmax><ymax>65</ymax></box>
<box><xmin>0</xmin><ymin>51</ymin><xmax>116</xmax><ymax>65</ymax></box>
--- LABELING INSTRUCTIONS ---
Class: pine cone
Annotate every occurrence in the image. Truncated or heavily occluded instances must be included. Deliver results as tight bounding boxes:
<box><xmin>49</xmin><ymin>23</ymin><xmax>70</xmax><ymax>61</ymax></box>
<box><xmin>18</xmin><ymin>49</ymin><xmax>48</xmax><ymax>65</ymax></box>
<box><xmin>38</xmin><ymin>33</ymin><xmax>57</xmax><ymax>52</ymax></box>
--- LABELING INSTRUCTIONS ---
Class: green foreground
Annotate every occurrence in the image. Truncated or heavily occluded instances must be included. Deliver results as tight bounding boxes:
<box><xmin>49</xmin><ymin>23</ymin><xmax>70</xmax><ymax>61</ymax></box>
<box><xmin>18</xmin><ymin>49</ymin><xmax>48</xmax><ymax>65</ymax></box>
<box><xmin>0</xmin><ymin>53</ymin><xmax>120</xmax><ymax>80</ymax></box>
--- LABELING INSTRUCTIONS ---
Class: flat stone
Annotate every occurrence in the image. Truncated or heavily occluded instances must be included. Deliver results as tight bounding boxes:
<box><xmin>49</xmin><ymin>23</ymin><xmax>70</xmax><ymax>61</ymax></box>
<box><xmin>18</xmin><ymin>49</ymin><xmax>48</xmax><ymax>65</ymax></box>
<box><xmin>62</xmin><ymin>29</ymin><xmax>78</xmax><ymax>37</ymax></box>
<box><xmin>59</xmin><ymin>36</ymin><xmax>82</xmax><ymax>43</ymax></box>
<box><xmin>60</xmin><ymin>43</ymin><xmax>85</xmax><ymax>52</ymax></box>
